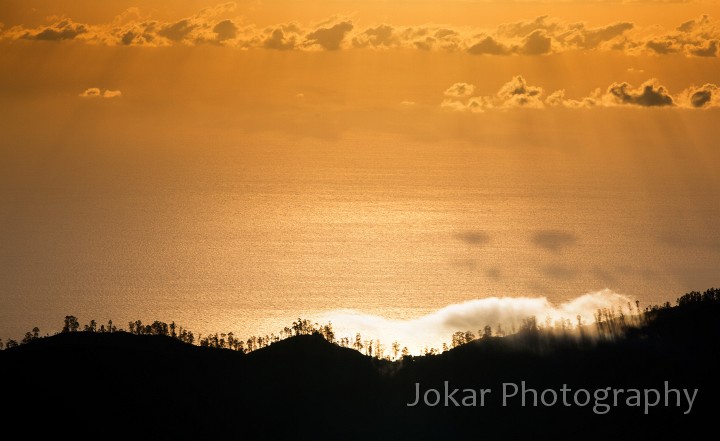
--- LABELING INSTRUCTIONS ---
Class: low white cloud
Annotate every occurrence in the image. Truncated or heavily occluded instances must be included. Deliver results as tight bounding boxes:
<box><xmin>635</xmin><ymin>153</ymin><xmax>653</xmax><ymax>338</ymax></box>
<box><xmin>321</xmin><ymin>289</ymin><xmax>632</xmax><ymax>353</ymax></box>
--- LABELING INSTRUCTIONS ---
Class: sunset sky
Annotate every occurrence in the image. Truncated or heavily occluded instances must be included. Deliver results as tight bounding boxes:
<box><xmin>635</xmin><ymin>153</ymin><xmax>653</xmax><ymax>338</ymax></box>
<box><xmin>1</xmin><ymin>1</ymin><xmax>719</xmax><ymax>349</ymax></box>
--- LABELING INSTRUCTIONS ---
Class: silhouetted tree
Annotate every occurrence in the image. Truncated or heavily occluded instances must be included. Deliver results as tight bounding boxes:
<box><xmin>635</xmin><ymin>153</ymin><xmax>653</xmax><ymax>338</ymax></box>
<box><xmin>520</xmin><ymin>316</ymin><xmax>537</xmax><ymax>332</ymax></box>
<box><xmin>84</xmin><ymin>320</ymin><xmax>97</xmax><ymax>333</ymax></box>
<box><xmin>391</xmin><ymin>341</ymin><xmax>400</xmax><ymax>360</ymax></box>
<box><xmin>321</xmin><ymin>323</ymin><xmax>335</xmax><ymax>344</ymax></box>
<box><xmin>451</xmin><ymin>331</ymin><xmax>466</xmax><ymax>348</ymax></box>
<box><xmin>353</xmin><ymin>333</ymin><xmax>363</xmax><ymax>352</ymax></box>
<box><xmin>62</xmin><ymin>316</ymin><xmax>80</xmax><ymax>333</ymax></box>
<box><xmin>483</xmin><ymin>325</ymin><xmax>492</xmax><ymax>339</ymax></box>
<box><xmin>375</xmin><ymin>340</ymin><xmax>384</xmax><ymax>359</ymax></box>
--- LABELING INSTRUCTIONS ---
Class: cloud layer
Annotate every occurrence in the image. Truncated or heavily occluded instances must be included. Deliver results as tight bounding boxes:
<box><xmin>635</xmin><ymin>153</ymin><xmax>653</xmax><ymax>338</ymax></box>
<box><xmin>1</xmin><ymin>6</ymin><xmax>718</xmax><ymax>57</ymax></box>
<box><xmin>443</xmin><ymin>77</ymin><xmax>720</xmax><ymax>111</ymax></box>
<box><xmin>321</xmin><ymin>289</ymin><xmax>632</xmax><ymax>353</ymax></box>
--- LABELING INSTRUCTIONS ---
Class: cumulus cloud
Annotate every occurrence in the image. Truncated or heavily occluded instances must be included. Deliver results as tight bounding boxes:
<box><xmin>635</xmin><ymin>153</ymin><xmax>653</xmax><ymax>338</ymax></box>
<box><xmin>497</xmin><ymin>15</ymin><xmax>562</xmax><ymax>39</ymax></box>
<box><xmin>21</xmin><ymin>19</ymin><xmax>88</xmax><ymax>41</ymax></box>
<box><xmin>263</xmin><ymin>28</ymin><xmax>298</xmax><ymax>50</ymax></box>
<box><xmin>467</xmin><ymin>35</ymin><xmax>510</xmax><ymax>55</ymax></box>
<box><xmin>305</xmin><ymin>20</ymin><xmax>354</xmax><ymax>50</ymax></box>
<box><xmin>563</xmin><ymin>22</ymin><xmax>634</xmax><ymax>50</ymax></box>
<box><xmin>213</xmin><ymin>19</ymin><xmax>238</xmax><ymax>41</ymax></box>
<box><xmin>545</xmin><ymin>89</ymin><xmax>601</xmax><ymax>108</ymax></box>
<box><xmin>2</xmin><ymin>7</ymin><xmax>717</xmax><ymax>57</ymax></box>
<box><xmin>444</xmin><ymin>77</ymin><xmax>719</xmax><ymax>111</ymax></box>
<box><xmin>642</xmin><ymin>15</ymin><xmax>719</xmax><ymax>57</ymax></box>
<box><xmin>79</xmin><ymin>88</ymin><xmax>122</xmax><ymax>98</ymax></box>
<box><xmin>443</xmin><ymin>76</ymin><xmax>545</xmax><ymax>111</ymax></box>
<box><xmin>678</xmin><ymin>83</ymin><xmax>720</xmax><ymax>108</ymax></box>
<box><xmin>520</xmin><ymin>29</ymin><xmax>553</xmax><ymax>55</ymax></box>
<box><xmin>321</xmin><ymin>289</ymin><xmax>632</xmax><ymax>353</ymax></box>
<box><xmin>444</xmin><ymin>83</ymin><xmax>476</xmax><ymax>99</ymax></box>
<box><xmin>604</xmin><ymin>79</ymin><xmax>674</xmax><ymax>107</ymax></box>
<box><xmin>496</xmin><ymin>75</ymin><xmax>544</xmax><ymax>108</ymax></box>
<box><xmin>352</xmin><ymin>24</ymin><xmax>398</xmax><ymax>48</ymax></box>
<box><xmin>483</xmin><ymin>16</ymin><xmax>634</xmax><ymax>54</ymax></box>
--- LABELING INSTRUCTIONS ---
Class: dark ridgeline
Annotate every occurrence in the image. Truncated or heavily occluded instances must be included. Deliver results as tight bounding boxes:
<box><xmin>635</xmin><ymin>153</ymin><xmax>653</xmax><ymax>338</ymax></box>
<box><xmin>1</xmin><ymin>288</ymin><xmax>719</xmax><ymax>440</ymax></box>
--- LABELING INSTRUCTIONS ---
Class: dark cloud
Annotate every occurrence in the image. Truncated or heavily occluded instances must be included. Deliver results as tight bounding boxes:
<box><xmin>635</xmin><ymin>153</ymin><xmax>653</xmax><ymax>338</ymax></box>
<box><xmin>690</xmin><ymin>89</ymin><xmax>713</xmax><ymax>107</ymax></box>
<box><xmin>605</xmin><ymin>80</ymin><xmax>674</xmax><ymax>107</ymax></box>
<box><xmin>467</xmin><ymin>36</ymin><xmax>510</xmax><ymax>55</ymax></box>
<box><xmin>541</xmin><ymin>264</ymin><xmax>579</xmax><ymax>280</ymax></box>
<box><xmin>646</xmin><ymin>38</ymin><xmax>678</xmax><ymax>54</ymax></box>
<box><xmin>484</xmin><ymin>268</ymin><xmax>501</xmax><ymax>281</ymax></box>
<box><xmin>455</xmin><ymin>231</ymin><xmax>490</xmax><ymax>246</ymax></box>
<box><xmin>445</xmin><ymin>78</ymin><xmax>719</xmax><ymax>111</ymax></box>
<box><xmin>690</xmin><ymin>39</ymin><xmax>718</xmax><ymax>57</ymax></box>
<box><xmin>24</xmin><ymin>19</ymin><xmax>87</xmax><ymax>41</ymax></box>
<box><xmin>682</xmin><ymin>83</ymin><xmax>719</xmax><ymax>108</ymax></box>
<box><xmin>157</xmin><ymin>19</ymin><xmax>197</xmax><ymax>42</ymax></box>
<box><xmin>305</xmin><ymin>20</ymin><xmax>353</xmax><ymax>50</ymax></box>
<box><xmin>642</xmin><ymin>15</ymin><xmax>718</xmax><ymax>58</ymax></box>
<box><xmin>213</xmin><ymin>20</ymin><xmax>238</xmax><ymax>41</ymax></box>
<box><xmin>264</xmin><ymin>28</ymin><xmax>297</xmax><ymax>50</ymax></box>
<box><xmin>658</xmin><ymin>231</ymin><xmax>720</xmax><ymax>250</ymax></box>
<box><xmin>532</xmin><ymin>230</ymin><xmax>577</xmax><ymax>252</ymax></box>
<box><xmin>120</xmin><ymin>30</ymin><xmax>136</xmax><ymax>45</ymax></box>
<box><xmin>520</xmin><ymin>30</ymin><xmax>552</xmax><ymax>55</ymax></box>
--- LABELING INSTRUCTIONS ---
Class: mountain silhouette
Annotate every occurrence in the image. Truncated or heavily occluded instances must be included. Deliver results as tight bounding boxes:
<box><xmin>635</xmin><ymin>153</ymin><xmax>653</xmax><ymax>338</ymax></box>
<box><xmin>1</xmin><ymin>296</ymin><xmax>719</xmax><ymax>440</ymax></box>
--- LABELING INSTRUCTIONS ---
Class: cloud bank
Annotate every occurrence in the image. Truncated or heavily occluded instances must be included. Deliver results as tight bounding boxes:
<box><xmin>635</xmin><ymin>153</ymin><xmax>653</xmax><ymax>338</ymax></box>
<box><xmin>443</xmin><ymin>77</ymin><xmax>720</xmax><ymax>111</ymax></box>
<box><xmin>1</xmin><ymin>6</ymin><xmax>718</xmax><ymax>57</ymax></box>
<box><xmin>321</xmin><ymin>289</ymin><xmax>632</xmax><ymax>353</ymax></box>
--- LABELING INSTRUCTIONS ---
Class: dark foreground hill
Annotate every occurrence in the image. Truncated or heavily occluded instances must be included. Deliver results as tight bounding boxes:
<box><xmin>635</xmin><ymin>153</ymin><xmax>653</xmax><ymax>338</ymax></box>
<box><xmin>2</xmin><ymin>300</ymin><xmax>719</xmax><ymax>440</ymax></box>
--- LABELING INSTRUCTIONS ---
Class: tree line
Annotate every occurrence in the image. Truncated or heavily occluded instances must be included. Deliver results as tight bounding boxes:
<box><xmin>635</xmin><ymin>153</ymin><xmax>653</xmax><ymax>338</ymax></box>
<box><xmin>2</xmin><ymin>287</ymin><xmax>718</xmax><ymax>357</ymax></box>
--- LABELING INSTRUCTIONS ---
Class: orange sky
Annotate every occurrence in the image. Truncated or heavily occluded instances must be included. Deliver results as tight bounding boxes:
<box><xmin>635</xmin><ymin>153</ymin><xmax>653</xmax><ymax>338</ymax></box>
<box><xmin>1</xmin><ymin>1</ymin><xmax>719</xmax><ymax>342</ymax></box>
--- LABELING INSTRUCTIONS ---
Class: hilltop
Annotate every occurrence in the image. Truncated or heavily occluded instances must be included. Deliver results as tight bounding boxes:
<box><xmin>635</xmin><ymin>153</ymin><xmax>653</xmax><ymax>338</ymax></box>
<box><xmin>1</xmin><ymin>292</ymin><xmax>719</xmax><ymax>440</ymax></box>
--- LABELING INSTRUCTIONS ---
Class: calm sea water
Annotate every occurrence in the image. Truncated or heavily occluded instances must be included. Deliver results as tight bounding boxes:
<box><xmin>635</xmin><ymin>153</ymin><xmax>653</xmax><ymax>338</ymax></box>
<box><xmin>1</xmin><ymin>126</ymin><xmax>719</xmax><ymax>344</ymax></box>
